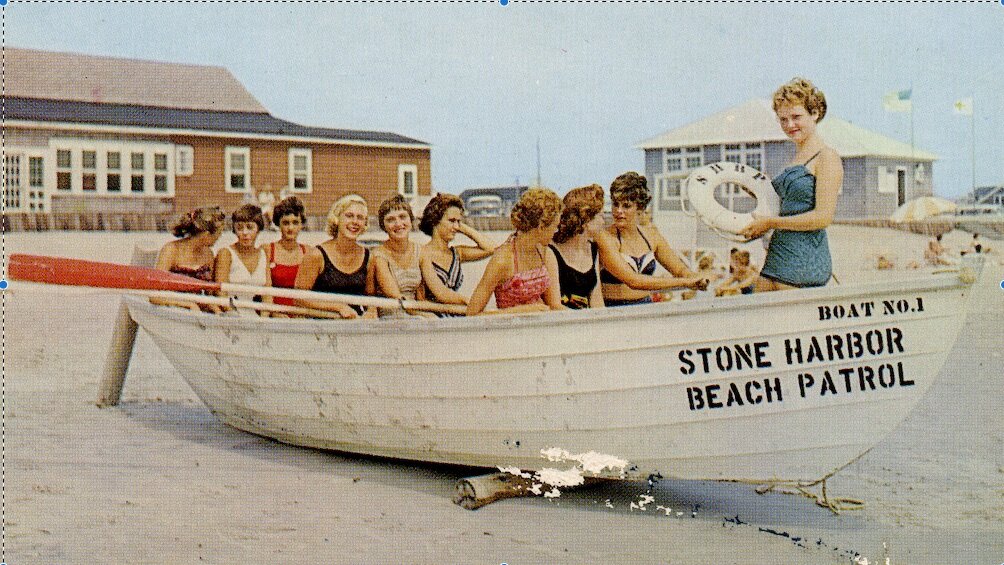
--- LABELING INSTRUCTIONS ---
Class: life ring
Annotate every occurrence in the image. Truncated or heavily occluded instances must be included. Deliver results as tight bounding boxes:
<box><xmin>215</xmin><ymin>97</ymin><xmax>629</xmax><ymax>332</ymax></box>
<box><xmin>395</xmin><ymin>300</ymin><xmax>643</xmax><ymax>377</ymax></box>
<box><xmin>683</xmin><ymin>161</ymin><xmax>779</xmax><ymax>242</ymax></box>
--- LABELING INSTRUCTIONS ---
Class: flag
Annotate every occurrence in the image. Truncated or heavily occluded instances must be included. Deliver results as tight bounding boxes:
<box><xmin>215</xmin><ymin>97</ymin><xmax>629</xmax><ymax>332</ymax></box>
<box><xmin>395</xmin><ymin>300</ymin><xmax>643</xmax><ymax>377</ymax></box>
<box><xmin>953</xmin><ymin>97</ymin><xmax>973</xmax><ymax>116</ymax></box>
<box><xmin>883</xmin><ymin>88</ymin><xmax>912</xmax><ymax>113</ymax></box>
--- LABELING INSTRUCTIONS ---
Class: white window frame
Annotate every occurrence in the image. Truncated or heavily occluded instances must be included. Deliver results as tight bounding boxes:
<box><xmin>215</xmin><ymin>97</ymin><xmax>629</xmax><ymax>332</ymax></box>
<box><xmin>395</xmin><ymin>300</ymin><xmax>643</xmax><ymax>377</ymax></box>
<box><xmin>225</xmin><ymin>146</ymin><xmax>251</xmax><ymax>193</ymax></box>
<box><xmin>49</xmin><ymin>138</ymin><xmax>176</xmax><ymax>197</ymax></box>
<box><xmin>176</xmin><ymin>145</ymin><xmax>194</xmax><ymax>176</ymax></box>
<box><xmin>398</xmin><ymin>164</ymin><xmax>418</xmax><ymax>199</ymax></box>
<box><xmin>3</xmin><ymin>147</ymin><xmax>53</xmax><ymax>213</ymax></box>
<box><xmin>288</xmin><ymin>148</ymin><xmax>313</xmax><ymax>194</ymax></box>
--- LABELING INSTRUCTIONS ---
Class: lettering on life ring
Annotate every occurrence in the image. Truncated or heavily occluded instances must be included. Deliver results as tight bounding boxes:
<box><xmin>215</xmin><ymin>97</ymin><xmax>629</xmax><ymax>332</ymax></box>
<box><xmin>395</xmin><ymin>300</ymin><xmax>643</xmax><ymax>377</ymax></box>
<box><xmin>684</xmin><ymin>162</ymin><xmax>779</xmax><ymax>242</ymax></box>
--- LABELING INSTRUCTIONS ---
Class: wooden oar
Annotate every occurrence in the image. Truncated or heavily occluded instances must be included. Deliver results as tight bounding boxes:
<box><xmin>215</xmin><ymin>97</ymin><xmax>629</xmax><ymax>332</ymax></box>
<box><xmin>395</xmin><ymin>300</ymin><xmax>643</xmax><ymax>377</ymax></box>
<box><xmin>9</xmin><ymin>254</ymin><xmax>467</xmax><ymax>316</ymax></box>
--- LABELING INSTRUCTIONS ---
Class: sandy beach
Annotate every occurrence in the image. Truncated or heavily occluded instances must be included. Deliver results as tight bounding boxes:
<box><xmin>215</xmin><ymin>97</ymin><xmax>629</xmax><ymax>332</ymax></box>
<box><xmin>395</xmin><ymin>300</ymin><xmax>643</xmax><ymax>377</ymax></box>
<box><xmin>3</xmin><ymin>225</ymin><xmax>1002</xmax><ymax>564</ymax></box>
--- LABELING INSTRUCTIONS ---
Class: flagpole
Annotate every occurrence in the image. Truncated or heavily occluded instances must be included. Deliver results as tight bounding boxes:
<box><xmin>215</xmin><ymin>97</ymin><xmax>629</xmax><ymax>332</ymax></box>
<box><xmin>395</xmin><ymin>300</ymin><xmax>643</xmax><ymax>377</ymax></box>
<box><xmin>909</xmin><ymin>85</ymin><xmax>915</xmax><ymax>163</ymax></box>
<box><xmin>970</xmin><ymin>95</ymin><xmax>976</xmax><ymax>194</ymax></box>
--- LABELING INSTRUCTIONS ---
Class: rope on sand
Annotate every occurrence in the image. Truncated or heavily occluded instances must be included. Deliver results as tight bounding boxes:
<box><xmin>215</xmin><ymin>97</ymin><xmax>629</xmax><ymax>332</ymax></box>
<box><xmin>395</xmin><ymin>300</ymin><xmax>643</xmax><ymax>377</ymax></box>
<box><xmin>725</xmin><ymin>453</ymin><xmax>867</xmax><ymax>515</ymax></box>
<box><xmin>747</xmin><ymin>476</ymin><xmax>865</xmax><ymax>515</ymax></box>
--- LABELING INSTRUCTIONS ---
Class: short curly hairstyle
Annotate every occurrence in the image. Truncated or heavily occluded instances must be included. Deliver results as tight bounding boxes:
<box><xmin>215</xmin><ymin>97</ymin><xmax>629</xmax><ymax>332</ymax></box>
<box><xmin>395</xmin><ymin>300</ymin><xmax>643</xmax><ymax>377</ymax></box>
<box><xmin>772</xmin><ymin>77</ymin><xmax>827</xmax><ymax>122</ymax></box>
<box><xmin>326</xmin><ymin>194</ymin><xmax>369</xmax><ymax>237</ymax></box>
<box><xmin>377</xmin><ymin>194</ymin><xmax>415</xmax><ymax>232</ymax></box>
<box><xmin>231</xmin><ymin>203</ymin><xmax>264</xmax><ymax>233</ymax></box>
<box><xmin>609</xmin><ymin>172</ymin><xmax>652</xmax><ymax>210</ymax></box>
<box><xmin>511</xmin><ymin>188</ymin><xmax>562</xmax><ymax>233</ymax></box>
<box><xmin>172</xmin><ymin>206</ymin><xmax>225</xmax><ymax>238</ymax></box>
<box><xmin>419</xmin><ymin>193</ymin><xmax>464</xmax><ymax>236</ymax></box>
<box><xmin>553</xmin><ymin>184</ymin><xmax>604</xmax><ymax>244</ymax></box>
<box><xmin>273</xmin><ymin>196</ymin><xmax>306</xmax><ymax>226</ymax></box>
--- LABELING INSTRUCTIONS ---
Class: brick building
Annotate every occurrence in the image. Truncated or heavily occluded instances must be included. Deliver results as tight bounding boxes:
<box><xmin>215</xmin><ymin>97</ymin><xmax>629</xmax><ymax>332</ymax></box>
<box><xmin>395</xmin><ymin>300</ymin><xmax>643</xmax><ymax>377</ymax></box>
<box><xmin>2</xmin><ymin>47</ymin><xmax>432</xmax><ymax>225</ymax></box>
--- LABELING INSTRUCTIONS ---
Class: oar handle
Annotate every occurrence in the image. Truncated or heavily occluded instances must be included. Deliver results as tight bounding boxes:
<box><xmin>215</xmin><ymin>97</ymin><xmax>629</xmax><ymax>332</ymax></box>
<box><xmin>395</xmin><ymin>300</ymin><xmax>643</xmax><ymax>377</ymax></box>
<box><xmin>219</xmin><ymin>282</ymin><xmax>466</xmax><ymax>315</ymax></box>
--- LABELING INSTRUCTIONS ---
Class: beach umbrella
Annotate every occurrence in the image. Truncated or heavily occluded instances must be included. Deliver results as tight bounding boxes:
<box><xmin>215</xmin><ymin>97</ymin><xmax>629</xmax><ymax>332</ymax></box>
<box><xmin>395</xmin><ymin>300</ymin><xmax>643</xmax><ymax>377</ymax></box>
<box><xmin>890</xmin><ymin>196</ymin><xmax>957</xmax><ymax>223</ymax></box>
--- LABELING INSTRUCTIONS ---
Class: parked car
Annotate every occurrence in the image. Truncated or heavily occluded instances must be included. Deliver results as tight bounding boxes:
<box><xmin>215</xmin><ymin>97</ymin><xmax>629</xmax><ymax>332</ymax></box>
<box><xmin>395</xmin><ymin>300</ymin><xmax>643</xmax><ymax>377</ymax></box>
<box><xmin>466</xmin><ymin>195</ymin><xmax>504</xmax><ymax>217</ymax></box>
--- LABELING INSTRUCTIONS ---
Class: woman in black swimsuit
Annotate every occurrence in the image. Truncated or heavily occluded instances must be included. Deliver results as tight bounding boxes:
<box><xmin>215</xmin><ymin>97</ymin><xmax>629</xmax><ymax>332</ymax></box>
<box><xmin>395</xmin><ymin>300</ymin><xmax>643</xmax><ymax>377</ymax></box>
<box><xmin>294</xmin><ymin>194</ymin><xmax>377</xmax><ymax>319</ymax></box>
<box><xmin>549</xmin><ymin>185</ymin><xmax>606</xmax><ymax>309</ymax></box>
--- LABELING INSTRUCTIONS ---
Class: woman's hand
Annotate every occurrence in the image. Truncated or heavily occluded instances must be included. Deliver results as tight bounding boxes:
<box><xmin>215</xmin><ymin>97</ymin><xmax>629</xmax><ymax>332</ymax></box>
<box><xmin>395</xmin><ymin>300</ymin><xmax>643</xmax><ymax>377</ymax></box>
<box><xmin>336</xmin><ymin>304</ymin><xmax>359</xmax><ymax>319</ymax></box>
<box><xmin>739</xmin><ymin>214</ymin><xmax>774</xmax><ymax>240</ymax></box>
<box><xmin>689</xmin><ymin>277</ymin><xmax>710</xmax><ymax>291</ymax></box>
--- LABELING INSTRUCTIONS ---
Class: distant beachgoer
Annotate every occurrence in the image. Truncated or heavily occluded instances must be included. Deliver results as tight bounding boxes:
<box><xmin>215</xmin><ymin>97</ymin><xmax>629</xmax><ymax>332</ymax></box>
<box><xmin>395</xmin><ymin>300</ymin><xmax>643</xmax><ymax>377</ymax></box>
<box><xmin>214</xmin><ymin>204</ymin><xmax>272</xmax><ymax>316</ymax></box>
<box><xmin>268</xmin><ymin>196</ymin><xmax>308</xmax><ymax>308</ymax></box>
<box><xmin>741</xmin><ymin>78</ymin><xmax>841</xmax><ymax>291</ymax></box>
<box><xmin>258</xmin><ymin>189</ymin><xmax>277</xmax><ymax>229</ymax></box>
<box><xmin>294</xmin><ymin>194</ymin><xmax>376</xmax><ymax>319</ymax></box>
<box><xmin>962</xmin><ymin>232</ymin><xmax>991</xmax><ymax>255</ymax></box>
<box><xmin>925</xmin><ymin>234</ymin><xmax>952</xmax><ymax>266</ymax></box>
<box><xmin>467</xmin><ymin>188</ymin><xmax>565</xmax><ymax>315</ymax></box>
<box><xmin>373</xmin><ymin>195</ymin><xmax>424</xmax><ymax>317</ymax></box>
<box><xmin>154</xmin><ymin>206</ymin><xmax>226</xmax><ymax>311</ymax></box>
<box><xmin>682</xmin><ymin>252</ymin><xmax>726</xmax><ymax>300</ymax></box>
<box><xmin>549</xmin><ymin>184</ymin><xmax>606</xmax><ymax>310</ymax></box>
<box><xmin>716</xmin><ymin>249</ymin><xmax>758</xmax><ymax>296</ymax></box>
<box><xmin>598</xmin><ymin>172</ymin><xmax>708</xmax><ymax>306</ymax></box>
<box><xmin>418</xmin><ymin>194</ymin><xmax>496</xmax><ymax>315</ymax></box>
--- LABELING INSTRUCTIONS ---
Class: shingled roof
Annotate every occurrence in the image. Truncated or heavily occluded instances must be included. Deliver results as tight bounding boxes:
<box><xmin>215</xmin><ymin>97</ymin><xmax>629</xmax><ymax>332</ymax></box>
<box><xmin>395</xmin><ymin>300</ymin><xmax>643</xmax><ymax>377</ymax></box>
<box><xmin>7</xmin><ymin>47</ymin><xmax>267</xmax><ymax>113</ymax></box>
<box><xmin>6</xmin><ymin>97</ymin><xmax>429</xmax><ymax>146</ymax></box>
<box><xmin>637</xmin><ymin>99</ymin><xmax>936</xmax><ymax>160</ymax></box>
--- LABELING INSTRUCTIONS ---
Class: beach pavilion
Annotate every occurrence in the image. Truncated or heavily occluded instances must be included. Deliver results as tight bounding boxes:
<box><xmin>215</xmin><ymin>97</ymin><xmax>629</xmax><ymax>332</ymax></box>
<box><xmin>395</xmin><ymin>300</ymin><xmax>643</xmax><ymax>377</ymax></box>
<box><xmin>2</xmin><ymin>47</ymin><xmax>432</xmax><ymax>229</ymax></box>
<box><xmin>637</xmin><ymin>99</ymin><xmax>938</xmax><ymax>222</ymax></box>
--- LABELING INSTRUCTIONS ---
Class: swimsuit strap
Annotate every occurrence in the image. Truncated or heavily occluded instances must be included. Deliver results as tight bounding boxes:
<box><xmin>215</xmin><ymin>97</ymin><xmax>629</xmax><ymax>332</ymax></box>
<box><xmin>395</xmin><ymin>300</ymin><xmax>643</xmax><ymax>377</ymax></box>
<box><xmin>636</xmin><ymin>226</ymin><xmax>653</xmax><ymax>251</ymax></box>
<box><xmin>616</xmin><ymin>227</ymin><xmax>653</xmax><ymax>252</ymax></box>
<box><xmin>802</xmin><ymin>150</ymin><xmax>823</xmax><ymax>167</ymax></box>
<box><xmin>317</xmin><ymin>245</ymin><xmax>333</xmax><ymax>268</ymax></box>
<box><xmin>268</xmin><ymin>242</ymin><xmax>276</xmax><ymax>263</ymax></box>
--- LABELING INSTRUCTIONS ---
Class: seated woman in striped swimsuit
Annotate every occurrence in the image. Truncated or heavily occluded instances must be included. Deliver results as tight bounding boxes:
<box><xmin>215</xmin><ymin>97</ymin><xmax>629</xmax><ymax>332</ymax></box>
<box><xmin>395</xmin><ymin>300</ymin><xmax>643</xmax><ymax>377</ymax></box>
<box><xmin>598</xmin><ymin>172</ymin><xmax>708</xmax><ymax>306</ymax></box>
<box><xmin>466</xmin><ymin>188</ymin><xmax>565</xmax><ymax>315</ymax></box>
<box><xmin>417</xmin><ymin>194</ymin><xmax>496</xmax><ymax>316</ymax></box>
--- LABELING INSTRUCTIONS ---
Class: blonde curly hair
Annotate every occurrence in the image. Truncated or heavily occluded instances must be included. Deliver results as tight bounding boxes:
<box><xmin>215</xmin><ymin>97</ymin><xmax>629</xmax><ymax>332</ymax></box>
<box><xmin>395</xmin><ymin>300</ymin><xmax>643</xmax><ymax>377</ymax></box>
<box><xmin>326</xmin><ymin>194</ymin><xmax>369</xmax><ymax>237</ymax></box>
<box><xmin>510</xmin><ymin>188</ymin><xmax>562</xmax><ymax>233</ymax></box>
<box><xmin>772</xmin><ymin>77</ymin><xmax>827</xmax><ymax>122</ymax></box>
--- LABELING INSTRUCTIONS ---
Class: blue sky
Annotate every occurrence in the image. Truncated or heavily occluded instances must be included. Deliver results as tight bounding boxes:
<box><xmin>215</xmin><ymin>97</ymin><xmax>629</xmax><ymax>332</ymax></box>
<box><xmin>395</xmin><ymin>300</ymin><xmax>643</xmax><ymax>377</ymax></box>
<box><xmin>8</xmin><ymin>3</ymin><xmax>1002</xmax><ymax>197</ymax></box>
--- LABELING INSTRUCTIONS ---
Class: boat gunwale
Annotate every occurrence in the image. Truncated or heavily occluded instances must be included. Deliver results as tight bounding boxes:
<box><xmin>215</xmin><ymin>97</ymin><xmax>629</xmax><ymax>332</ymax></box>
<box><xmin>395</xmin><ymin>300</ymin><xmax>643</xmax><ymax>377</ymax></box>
<box><xmin>124</xmin><ymin>268</ymin><xmax>976</xmax><ymax>337</ymax></box>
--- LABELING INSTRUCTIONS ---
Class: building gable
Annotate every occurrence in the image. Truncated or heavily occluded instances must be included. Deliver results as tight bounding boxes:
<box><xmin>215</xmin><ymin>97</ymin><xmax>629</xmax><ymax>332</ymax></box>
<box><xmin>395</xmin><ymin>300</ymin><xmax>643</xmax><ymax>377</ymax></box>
<box><xmin>7</xmin><ymin>46</ymin><xmax>267</xmax><ymax>113</ymax></box>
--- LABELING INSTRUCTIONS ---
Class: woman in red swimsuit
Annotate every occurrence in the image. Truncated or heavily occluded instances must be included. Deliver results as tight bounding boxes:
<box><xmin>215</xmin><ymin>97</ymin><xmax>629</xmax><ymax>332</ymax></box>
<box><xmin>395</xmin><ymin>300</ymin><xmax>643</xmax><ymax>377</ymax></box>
<box><xmin>267</xmin><ymin>196</ymin><xmax>308</xmax><ymax>308</ymax></box>
<box><xmin>154</xmin><ymin>206</ymin><xmax>226</xmax><ymax>312</ymax></box>
<box><xmin>467</xmin><ymin>188</ymin><xmax>565</xmax><ymax>316</ymax></box>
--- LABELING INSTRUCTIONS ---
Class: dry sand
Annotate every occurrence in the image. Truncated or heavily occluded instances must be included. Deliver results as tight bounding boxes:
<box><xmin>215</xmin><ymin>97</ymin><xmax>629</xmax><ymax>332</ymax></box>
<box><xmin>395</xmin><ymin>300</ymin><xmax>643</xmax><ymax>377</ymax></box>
<box><xmin>3</xmin><ymin>225</ymin><xmax>1002</xmax><ymax>564</ymax></box>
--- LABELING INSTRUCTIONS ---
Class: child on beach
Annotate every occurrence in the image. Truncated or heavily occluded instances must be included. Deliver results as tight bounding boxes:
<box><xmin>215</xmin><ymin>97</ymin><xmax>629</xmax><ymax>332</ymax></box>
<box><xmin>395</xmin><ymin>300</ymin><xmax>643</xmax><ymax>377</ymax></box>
<box><xmin>715</xmin><ymin>249</ymin><xmax>758</xmax><ymax>296</ymax></box>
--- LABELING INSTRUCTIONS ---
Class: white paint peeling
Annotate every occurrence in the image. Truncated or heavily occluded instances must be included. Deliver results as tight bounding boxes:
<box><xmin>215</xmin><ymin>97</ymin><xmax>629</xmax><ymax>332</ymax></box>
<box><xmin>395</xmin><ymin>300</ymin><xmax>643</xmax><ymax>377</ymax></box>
<box><xmin>536</xmin><ymin>467</ymin><xmax>586</xmax><ymax>488</ymax></box>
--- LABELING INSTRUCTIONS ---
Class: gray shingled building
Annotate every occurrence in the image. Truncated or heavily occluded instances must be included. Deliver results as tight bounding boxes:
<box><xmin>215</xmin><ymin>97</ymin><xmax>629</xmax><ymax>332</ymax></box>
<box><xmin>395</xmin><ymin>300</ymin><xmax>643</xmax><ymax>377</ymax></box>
<box><xmin>637</xmin><ymin>99</ymin><xmax>938</xmax><ymax>220</ymax></box>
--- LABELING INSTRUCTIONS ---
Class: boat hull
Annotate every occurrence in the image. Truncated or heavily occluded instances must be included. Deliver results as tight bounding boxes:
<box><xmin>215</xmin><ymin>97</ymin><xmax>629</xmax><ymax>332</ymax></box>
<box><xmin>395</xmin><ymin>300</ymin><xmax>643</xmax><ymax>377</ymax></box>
<box><xmin>127</xmin><ymin>269</ymin><xmax>976</xmax><ymax>482</ymax></box>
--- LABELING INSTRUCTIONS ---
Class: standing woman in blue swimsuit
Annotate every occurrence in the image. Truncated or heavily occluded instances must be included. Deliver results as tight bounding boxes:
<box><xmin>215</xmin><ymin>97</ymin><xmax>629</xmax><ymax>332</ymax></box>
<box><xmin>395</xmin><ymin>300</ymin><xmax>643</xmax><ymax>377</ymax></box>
<box><xmin>740</xmin><ymin>78</ymin><xmax>843</xmax><ymax>291</ymax></box>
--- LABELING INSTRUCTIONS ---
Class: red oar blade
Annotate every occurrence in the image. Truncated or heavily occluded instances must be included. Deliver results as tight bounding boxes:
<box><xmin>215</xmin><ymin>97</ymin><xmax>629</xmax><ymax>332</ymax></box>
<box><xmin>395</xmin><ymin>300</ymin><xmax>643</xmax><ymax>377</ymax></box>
<box><xmin>9</xmin><ymin>254</ymin><xmax>221</xmax><ymax>294</ymax></box>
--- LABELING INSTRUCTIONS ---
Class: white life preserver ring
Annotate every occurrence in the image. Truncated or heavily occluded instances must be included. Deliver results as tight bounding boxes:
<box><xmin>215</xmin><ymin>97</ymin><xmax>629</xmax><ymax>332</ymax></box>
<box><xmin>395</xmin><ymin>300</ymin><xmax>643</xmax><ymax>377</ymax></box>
<box><xmin>683</xmin><ymin>161</ymin><xmax>779</xmax><ymax>242</ymax></box>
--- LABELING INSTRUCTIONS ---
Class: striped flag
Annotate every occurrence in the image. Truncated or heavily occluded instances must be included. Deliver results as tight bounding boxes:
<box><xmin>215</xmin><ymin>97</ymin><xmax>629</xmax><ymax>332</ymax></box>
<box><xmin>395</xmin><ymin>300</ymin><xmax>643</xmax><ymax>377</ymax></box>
<box><xmin>953</xmin><ymin>97</ymin><xmax>973</xmax><ymax>116</ymax></box>
<box><xmin>883</xmin><ymin>88</ymin><xmax>912</xmax><ymax>113</ymax></box>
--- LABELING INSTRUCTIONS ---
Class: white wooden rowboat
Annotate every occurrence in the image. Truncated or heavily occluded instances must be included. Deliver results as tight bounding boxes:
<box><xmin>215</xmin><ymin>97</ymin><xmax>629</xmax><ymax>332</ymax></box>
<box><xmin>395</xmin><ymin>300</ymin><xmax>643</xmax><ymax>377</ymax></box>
<box><xmin>124</xmin><ymin>258</ymin><xmax>983</xmax><ymax>483</ymax></box>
